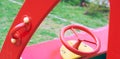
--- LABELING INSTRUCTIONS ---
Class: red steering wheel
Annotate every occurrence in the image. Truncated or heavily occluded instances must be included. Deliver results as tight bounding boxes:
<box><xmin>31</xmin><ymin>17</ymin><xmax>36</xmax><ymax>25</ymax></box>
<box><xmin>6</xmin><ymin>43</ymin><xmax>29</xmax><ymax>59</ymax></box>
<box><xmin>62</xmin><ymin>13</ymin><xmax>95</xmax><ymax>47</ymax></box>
<box><xmin>60</xmin><ymin>24</ymin><xmax>100</xmax><ymax>57</ymax></box>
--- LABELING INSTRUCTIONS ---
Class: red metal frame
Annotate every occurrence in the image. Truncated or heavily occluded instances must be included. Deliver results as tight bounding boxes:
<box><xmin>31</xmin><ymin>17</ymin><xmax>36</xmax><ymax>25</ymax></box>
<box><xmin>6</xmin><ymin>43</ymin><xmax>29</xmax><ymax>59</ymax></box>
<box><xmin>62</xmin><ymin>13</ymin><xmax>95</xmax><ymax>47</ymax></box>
<box><xmin>107</xmin><ymin>0</ymin><xmax>120</xmax><ymax>59</ymax></box>
<box><xmin>0</xmin><ymin>0</ymin><xmax>60</xmax><ymax>59</ymax></box>
<box><xmin>0</xmin><ymin>0</ymin><xmax>120</xmax><ymax>59</ymax></box>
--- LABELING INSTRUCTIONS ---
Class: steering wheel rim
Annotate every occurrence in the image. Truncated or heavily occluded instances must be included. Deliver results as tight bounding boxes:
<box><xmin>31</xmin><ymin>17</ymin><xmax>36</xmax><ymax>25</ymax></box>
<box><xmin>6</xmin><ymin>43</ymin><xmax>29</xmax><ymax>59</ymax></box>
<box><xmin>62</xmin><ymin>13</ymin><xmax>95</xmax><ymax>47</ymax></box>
<box><xmin>60</xmin><ymin>24</ymin><xmax>101</xmax><ymax>56</ymax></box>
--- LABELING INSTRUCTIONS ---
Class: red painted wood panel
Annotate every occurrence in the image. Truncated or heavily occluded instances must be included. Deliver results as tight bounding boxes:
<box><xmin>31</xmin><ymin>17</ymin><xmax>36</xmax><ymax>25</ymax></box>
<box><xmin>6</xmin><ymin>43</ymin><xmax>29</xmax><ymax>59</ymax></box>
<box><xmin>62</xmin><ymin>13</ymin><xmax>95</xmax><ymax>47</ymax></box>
<box><xmin>21</xmin><ymin>26</ymin><xmax>108</xmax><ymax>59</ymax></box>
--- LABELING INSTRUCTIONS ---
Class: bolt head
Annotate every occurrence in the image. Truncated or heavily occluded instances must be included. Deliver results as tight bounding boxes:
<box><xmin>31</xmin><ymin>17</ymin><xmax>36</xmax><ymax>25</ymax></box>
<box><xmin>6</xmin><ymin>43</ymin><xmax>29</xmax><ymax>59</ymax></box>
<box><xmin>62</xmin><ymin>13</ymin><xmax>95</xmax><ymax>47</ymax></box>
<box><xmin>11</xmin><ymin>38</ymin><xmax>16</xmax><ymax>44</ymax></box>
<box><xmin>23</xmin><ymin>16</ymin><xmax>29</xmax><ymax>23</ymax></box>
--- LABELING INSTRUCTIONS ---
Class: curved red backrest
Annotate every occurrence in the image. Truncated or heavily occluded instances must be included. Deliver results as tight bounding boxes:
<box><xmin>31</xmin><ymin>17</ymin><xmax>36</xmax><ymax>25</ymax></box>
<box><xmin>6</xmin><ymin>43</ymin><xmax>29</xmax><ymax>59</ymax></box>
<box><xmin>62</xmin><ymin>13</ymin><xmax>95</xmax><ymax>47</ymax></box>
<box><xmin>0</xmin><ymin>0</ymin><xmax>60</xmax><ymax>59</ymax></box>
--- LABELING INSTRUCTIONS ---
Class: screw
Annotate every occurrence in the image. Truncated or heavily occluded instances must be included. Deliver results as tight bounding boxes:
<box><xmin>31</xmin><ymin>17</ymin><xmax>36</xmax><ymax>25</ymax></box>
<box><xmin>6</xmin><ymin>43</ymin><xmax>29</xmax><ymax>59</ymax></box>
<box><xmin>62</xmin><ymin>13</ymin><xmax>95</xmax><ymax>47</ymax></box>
<box><xmin>84</xmin><ymin>45</ymin><xmax>87</xmax><ymax>47</ymax></box>
<box><xmin>61</xmin><ymin>50</ymin><xmax>66</xmax><ymax>54</ymax></box>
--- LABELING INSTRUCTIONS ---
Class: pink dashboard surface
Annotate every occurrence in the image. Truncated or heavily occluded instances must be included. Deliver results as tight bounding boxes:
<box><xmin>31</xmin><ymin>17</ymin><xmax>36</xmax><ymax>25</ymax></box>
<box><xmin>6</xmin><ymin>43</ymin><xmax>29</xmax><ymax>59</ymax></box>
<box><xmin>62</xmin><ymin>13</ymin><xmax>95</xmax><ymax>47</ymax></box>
<box><xmin>21</xmin><ymin>26</ymin><xmax>108</xmax><ymax>59</ymax></box>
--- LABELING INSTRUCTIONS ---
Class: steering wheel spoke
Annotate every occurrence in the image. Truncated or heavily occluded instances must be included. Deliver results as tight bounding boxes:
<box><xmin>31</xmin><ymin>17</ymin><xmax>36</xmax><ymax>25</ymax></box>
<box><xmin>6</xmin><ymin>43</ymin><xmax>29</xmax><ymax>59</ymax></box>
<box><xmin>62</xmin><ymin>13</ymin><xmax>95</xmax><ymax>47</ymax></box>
<box><xmin>82</xmin><ymin>39</ymin><xmax>96</xmax><ymax>45</ymax></box>
<box><xmin>70</xmin><ymin>28</ymin><xmax>80</xmax><ymax>40</ymax></box>
<box><xmin>73</xmin><ymin>39</ymin><xmax>82</xmax><ymax>49</ymax></box>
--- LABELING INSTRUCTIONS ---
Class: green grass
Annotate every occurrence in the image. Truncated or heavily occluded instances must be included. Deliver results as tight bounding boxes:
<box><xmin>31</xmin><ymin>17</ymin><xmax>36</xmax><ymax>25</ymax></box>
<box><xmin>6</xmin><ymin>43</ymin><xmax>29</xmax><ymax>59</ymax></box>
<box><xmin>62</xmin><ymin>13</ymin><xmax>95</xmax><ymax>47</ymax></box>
<box><xmin>0</xmin><ymin>0</ymin><xmax>22</xmax><ymax>48</ymax></box>
<box><xmin>0</xmin><ymin>0</ymin><xmax>109</xmax><ymax>48</ymax></box>
<box><xmin>51</xmin><ymin>2</ymin><xmax>109</xmax><ymax>28</ymax></box>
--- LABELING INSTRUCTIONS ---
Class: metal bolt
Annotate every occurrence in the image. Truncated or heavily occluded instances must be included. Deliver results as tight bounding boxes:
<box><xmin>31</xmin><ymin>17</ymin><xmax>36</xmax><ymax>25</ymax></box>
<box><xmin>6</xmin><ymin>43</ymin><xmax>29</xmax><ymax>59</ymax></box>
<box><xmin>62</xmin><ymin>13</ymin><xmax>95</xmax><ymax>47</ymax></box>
<box><xmin>11</xmin><ymin>38</ymin><xmax>16</xmax><ymax>44</ymax></box>
<box><xmin>61</xmin><ymin>50</ymin><xmax>66</xmax><ymax>54</ymax></box>
<box><xmin>23</xmin><ymin>16</ymin><xmax>29</xmax><ymax>23</ymax></box>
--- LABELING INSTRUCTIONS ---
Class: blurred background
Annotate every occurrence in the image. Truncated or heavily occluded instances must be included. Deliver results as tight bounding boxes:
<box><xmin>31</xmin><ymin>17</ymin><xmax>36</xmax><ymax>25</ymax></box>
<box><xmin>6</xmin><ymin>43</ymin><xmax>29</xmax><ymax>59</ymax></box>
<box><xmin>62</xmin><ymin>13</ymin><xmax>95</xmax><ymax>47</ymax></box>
<box><xmin>0</xmin><ymin>0</ymin><xmax>109</xmax><ymax>48</ymax></box>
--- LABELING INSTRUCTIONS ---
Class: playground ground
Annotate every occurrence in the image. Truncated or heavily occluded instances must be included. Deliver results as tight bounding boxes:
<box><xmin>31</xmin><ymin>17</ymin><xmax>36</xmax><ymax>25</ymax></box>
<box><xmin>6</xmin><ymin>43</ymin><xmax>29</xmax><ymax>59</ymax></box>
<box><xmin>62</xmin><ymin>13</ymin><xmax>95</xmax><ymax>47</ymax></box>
<box><xmin>0</xmin><ymin>0</ymin><xmax>109</xmax><ymax>48</ymax></box>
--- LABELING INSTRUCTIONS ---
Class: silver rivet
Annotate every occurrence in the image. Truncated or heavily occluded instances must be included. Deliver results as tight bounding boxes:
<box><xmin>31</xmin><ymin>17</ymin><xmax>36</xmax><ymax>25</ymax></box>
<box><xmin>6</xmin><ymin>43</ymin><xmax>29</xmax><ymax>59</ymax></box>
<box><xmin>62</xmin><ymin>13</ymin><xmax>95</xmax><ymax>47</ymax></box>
<box><xmin>11</xmin><ymin>38</ymin><xmax>16</xmax><ymax>44</ymax></box>
<box><xmin>23</xmin><ymin>16</ymin><xmax>29</xmax><ymax>23</ymax></box>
